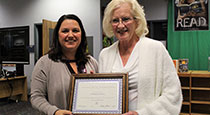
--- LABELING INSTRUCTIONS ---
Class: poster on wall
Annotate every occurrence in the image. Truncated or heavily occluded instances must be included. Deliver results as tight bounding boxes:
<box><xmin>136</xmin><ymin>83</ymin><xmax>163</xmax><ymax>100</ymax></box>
<box><xmin>174</xmin><ymin>0</ymin><xmax>209</xmax><ymax>31</ymax></box>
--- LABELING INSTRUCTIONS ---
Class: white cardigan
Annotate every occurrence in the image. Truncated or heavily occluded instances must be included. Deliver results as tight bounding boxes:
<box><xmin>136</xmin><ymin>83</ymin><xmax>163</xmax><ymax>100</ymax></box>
<box><xmin>99</xmin><ymin>37</ymin><xmax>183</xmax><ymax>115</ymax></box>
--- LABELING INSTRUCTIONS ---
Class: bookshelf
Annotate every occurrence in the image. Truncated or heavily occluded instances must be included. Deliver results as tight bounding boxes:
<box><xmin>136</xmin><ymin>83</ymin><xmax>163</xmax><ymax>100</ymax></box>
<box><xmin>178</xmin><ymin>71</ymin><xmax>210</xmax><ymax>115</ymax></box>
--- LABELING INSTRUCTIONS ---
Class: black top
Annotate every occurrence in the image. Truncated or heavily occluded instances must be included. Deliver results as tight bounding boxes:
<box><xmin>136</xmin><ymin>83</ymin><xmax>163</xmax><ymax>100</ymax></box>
<box><xmin>63</xmin><ymin>60</ymin><xmax>86</xmax><ymax>74</ymax></box>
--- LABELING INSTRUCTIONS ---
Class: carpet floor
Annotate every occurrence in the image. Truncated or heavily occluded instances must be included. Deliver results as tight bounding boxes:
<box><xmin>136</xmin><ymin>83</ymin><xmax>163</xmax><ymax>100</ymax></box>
<box><xmin>0</xmin><ymin>98</ymin><xmax>40</xmax><ymax>115</ymax></box>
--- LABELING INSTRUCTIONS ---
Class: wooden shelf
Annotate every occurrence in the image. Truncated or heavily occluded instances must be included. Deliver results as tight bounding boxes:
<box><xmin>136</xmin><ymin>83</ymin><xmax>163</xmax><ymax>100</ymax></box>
<box><xmin>178</xmin><ymin>71</ymin><xmax>192</xmax><ymax>77</ymax></box>
<box><xmin>180</xmin><ymin>113</ymin><xmax>190</xmax><ymax>115</ymax></box>
<box><xmin>191</xmin><ymin>87</ymin><xmax>210</xmax><ymax>90</ymax></box>
<box><xmin>182</xmin><ymin>87</ymin><xmax>190</xmax><ymax>90</ymax></box>
<box><xmin>182</xmin><ymin>101</ymin><xmax>190</xmax><ymax>105</ymax></box>
<box><xmin>191</xmin><ymin>113</ymin><xmax>210</xmax><ymax>115</ymax></box>
<box><xmin>0</xmin><ymin>76</ymin><xmax>28</xmax><ymax>101</ymax></box>
<box><xmin>190</xmin><ymin>71</ymin><xmax>210</xmax><ymax>77</ymax></box>
<box><xmin>0</xmin><ymin>76</ymin><xmax>26</xmax><ymax>81</ymax></box>
<box><xmin>191</xmin><ymin>100</ymin><xmax>210</xmax><ymax>105</ymax></box>
<box><xmin>179</xmin><ymin>70</ymin><xmax>210</xmax><ymax>114</ymax></box>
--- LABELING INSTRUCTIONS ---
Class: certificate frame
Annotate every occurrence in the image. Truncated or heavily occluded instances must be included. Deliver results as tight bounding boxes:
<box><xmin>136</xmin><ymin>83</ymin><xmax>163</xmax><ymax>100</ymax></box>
<box><xmin>69</xmin><ymin>73</ymin><xmax>128</xmax><ymax>115</ymax></box>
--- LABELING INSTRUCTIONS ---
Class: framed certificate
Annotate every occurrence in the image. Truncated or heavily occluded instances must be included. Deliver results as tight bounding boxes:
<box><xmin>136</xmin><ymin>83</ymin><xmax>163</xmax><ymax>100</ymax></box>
<box><xmin>69</xmin><ymin>73</ymin><xmax>128</xmax><ymax>115</ymax></box>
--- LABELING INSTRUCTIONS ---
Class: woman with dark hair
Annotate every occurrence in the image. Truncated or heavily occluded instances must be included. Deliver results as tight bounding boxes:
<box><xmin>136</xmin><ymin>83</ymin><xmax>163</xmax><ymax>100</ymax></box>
<box><xmin>31</xmin><ymin>14</ymin><xmax>98</xmax><ymax>115</ymax></box>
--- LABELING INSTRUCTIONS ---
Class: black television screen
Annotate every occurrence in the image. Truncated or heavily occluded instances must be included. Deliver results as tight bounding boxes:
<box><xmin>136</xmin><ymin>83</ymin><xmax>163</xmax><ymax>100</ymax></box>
<box><xmin>0</xmin><ymin>26</ymin><xmax>29</xmax><ymax>64</ymax></box>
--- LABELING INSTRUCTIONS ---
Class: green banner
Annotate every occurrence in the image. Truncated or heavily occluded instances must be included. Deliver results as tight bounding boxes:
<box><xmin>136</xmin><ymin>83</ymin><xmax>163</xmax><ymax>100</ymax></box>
<box><xmin>168</xmin><ymin>0</ymin><xmax>210</xmax><ymax>70</ymax></box>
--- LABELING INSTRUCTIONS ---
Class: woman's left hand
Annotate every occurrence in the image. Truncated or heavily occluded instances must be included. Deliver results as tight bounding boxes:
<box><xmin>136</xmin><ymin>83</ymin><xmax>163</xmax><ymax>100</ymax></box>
<box><xmin>122</xmin><ymin>111</ymin><xmax>138</xmax><ymax>115</ymax></box>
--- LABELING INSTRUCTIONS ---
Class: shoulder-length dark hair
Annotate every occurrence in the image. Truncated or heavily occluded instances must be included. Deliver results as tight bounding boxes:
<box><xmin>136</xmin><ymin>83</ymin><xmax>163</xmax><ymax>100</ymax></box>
<box><xmin>48</xmin><ymin>14</ymin><xmax>89</xmax><ymax>65</ymax></box>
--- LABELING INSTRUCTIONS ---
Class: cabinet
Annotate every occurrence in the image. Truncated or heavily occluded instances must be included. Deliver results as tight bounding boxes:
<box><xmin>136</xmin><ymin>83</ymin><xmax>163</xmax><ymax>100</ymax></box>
<box><xmin>147</xmin><ymin>20</ymin><xmax>167</xmax><ymax>41</ymax></box>
<box><xmin>0</xmin><ymin>76</ymin><xmax>28</xmax><ymax>101</ymax></box>
<box><xmin>178</xmin><ymin>71</ymin><xmax>210</xmax><ymax>115</ymax></box>
<box><xmin>0</xmin><ymin>26</ymin><xmax>30</xmax><ymax>64</ymax></box>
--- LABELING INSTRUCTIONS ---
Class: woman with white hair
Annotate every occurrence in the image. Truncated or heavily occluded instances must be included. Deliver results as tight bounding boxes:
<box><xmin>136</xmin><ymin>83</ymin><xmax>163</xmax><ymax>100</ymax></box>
<box><xmin>99</xmin><ymin>0</ymin><xmax>183</xmax><ymax>115</ymax></box>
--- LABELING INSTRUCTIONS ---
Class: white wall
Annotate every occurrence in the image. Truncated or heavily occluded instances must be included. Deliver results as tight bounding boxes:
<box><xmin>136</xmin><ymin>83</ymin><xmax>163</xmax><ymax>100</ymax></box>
<box><xmin>140</xmin><ymin>0</ymin><xmax>168</xmax><ymax>20</ymax></box>
<box><xmin>101</xmin><ymin>0</ymin><xmax>168</xmax><ymax>20</ymax></box>
<box><xmin>0</xmin><ymin>0</ymin><xmax>102</xmax><ymax>92</ymax></box>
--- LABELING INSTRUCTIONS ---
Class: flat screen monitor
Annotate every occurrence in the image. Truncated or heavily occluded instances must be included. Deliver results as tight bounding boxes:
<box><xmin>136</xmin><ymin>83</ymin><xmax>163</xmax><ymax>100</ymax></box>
<box><xmin>0</xmin><ymin>26</ymin><xmax>29</xmax><ymax>64</ymax></box>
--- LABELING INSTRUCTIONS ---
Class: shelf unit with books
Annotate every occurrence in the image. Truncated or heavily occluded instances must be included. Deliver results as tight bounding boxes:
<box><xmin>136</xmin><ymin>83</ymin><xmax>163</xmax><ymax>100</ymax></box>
<box><xmin>178</xmin><ymin>71</ymin><xmax>210</xmax><ymax>115</ymax></box>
